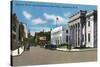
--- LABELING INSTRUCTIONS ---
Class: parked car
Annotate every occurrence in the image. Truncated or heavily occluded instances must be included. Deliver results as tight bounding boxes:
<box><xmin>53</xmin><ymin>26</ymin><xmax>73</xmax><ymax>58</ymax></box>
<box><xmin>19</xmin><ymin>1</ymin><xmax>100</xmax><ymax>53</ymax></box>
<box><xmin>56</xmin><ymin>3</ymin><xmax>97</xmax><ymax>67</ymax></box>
<box><xmin>44</xmin><ymin>44</ymin><xmax>57</xmax><ymax>50</ymax></box>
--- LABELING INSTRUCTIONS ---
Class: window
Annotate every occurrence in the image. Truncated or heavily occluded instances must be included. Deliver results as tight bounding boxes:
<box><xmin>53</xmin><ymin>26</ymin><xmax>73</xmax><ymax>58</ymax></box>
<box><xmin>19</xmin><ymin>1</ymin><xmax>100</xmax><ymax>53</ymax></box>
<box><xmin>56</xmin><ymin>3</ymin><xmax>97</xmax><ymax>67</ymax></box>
<box><xmin>66</xmin><ymin>30</ymin><xmax>68</xmax><ymax>33</ymax></box>
<box><xmin>88</xmin><ymin>21</ymin><xmax>90</xmax><ymax>26</ymax></box>
<box><xmin>88</xmin><ymin>33</ymin><xmax>90</xmax><ymax>42</ymax></box>
<box><xmin>88</xmin><ymin>17</ymin><xmax>90</xmax><ymax>20</ymax></box>
<box><xmin>56</xmin><ymin>40</ymin><xmax>57</xmax><ymax>45</ymax></box>
<box><xmin>78</xmin><ymin>23</ymin><xmax>80</xmax><ymax>28</ymax></box>
<box><xmin>66</xmin><ymin>36</ymin><xmax>68</xmax><ymax>42</ymax></box>
<box><xmin>82</xmin><ymin>34</ymin><xmax>84</xmax><ymax>42</ymax></box>
<box><xmin>58</xmin><ymin>40</ymin><xmax>59</xmax><ymax>45</ymax></box>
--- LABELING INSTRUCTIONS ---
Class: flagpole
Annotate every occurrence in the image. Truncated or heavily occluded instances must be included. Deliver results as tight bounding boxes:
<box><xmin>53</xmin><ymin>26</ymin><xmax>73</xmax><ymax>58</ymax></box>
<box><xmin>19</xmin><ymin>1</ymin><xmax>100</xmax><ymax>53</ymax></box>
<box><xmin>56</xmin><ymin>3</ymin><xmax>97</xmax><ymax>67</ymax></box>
<box><xmin>56</xmin><ymin>17</ymin><xmax>58</xmax><ymax>27</ymax></box>
<box><xmin>56</xmin><ymin>17</ymin><xmax>58</xmax><ymax>47</ymax></box>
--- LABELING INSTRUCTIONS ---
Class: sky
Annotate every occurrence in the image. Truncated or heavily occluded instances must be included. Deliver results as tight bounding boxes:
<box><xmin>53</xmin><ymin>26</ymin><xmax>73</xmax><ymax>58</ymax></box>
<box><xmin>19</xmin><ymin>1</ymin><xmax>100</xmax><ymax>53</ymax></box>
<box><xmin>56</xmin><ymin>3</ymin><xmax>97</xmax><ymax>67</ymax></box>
<box><xmin>11</xmin><ymin>1</ymin><xmax>97</xmax><ymax>36</ymax></box>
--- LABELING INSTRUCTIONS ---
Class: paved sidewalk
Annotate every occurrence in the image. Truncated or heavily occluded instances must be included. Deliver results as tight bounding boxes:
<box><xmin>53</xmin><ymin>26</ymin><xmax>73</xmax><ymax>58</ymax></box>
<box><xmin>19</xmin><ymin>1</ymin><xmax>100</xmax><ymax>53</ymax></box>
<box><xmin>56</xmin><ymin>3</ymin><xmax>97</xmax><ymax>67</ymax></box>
<box><xmin>11</xmin><ymin>46</ymin><xmax>24</xmax><ymax>56</ymax></box>
<box><xmin>56</xmin><ymin>48</ymin><xmax>97</xmax><ymax>52</ymax></box>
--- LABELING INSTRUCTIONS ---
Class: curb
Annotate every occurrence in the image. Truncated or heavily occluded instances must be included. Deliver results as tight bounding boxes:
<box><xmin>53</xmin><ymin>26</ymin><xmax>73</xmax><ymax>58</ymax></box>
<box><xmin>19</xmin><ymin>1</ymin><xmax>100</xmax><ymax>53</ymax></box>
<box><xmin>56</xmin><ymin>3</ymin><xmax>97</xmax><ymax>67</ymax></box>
<box><xmin>56</xmin><ymin>48</ymin><xmax>97</xmax><ymax>52</ymax></box>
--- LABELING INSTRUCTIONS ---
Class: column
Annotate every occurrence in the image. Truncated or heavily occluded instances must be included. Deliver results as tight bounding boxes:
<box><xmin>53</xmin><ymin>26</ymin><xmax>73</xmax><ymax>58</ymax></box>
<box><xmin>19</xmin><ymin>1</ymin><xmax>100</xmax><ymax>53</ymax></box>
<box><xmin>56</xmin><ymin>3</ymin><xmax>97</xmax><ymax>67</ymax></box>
<box><xmin>74</xmin><ymin>24</ymin><xmax>76</xmax><ymax>47</ymax></box>
<box><xmin>74</xmin><ymin>25</ymin><xmax>76</xmax><ymax>47</ymax></box>
<box><xmin>78</xmin><ymin>23</ymin><xmax>80</xmax><ymax>47</ymax></box>
<box><xmin>77</xmin><ymin>23</ymin><xmax>78</xmax><ymax>47</ymax></box>
<box><xmin>72</xmin><ymin>26</ymin><xmax>74</xmax><ymax>47</ymax></box>
<box><xmin>75</xmin><ymin>24</ymin><xmax>77</xmax><ymax>47</ymax></box>
<box><xmin>73</xmin><ymin>25</ymin><xmax>75</xmax><ymax>47</ymax></box>
<box><xmin>69</xmin><ymin>26</ymin><xmax>72</xmax><ymax>45</ymax></box>
<box><xmin>80</xmin><ymin>23</ymin><xmax>82</xmax><ymax>47</ymax></box>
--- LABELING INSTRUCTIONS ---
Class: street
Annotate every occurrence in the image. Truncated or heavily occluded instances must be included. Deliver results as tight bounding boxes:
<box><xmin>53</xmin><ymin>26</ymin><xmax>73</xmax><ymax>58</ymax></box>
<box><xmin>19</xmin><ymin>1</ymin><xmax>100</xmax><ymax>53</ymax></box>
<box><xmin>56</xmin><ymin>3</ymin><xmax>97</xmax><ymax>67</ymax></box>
<box><xmin>12</xmin><ymin>46</ymin><xmax>97</xmax><ymax>66</ymax></box>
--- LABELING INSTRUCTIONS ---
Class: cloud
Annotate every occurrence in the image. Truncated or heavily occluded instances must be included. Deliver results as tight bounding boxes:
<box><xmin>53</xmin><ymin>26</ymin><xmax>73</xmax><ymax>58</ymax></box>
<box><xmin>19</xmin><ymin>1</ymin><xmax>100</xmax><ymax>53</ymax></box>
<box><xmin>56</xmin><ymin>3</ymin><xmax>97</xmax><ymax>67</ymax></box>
<box><xmin>43</xmin><ymin>13</ymin><xmax>67</xmax><ymax>25</ymax></box>
<box><xmin>32</xmin><ymin>18</ymin><xmax>46</xmax><ymax>25</ymax></box>
<box><xmin>64</xmin><ymin>12</ymin><xmax>71</xmax><ymax>18</ymax></box>
<box><xmin>30</xmin><ymin>32</ymin><xmax>35</xmax><ymax>36</ymax></box>
<box><xmin>30</xmin><ymin>26</ymin><xmax>50</xmax><ymax>32</ymax></box>
<box><xmin>44</xmin><ymin>13</ymin><xmax>56</xmax><ymax>21</ymax></box>
<box><xmin>22</xmin><ymin>10</ymin><xmax>32</xmax><ymax>20</ymax></box>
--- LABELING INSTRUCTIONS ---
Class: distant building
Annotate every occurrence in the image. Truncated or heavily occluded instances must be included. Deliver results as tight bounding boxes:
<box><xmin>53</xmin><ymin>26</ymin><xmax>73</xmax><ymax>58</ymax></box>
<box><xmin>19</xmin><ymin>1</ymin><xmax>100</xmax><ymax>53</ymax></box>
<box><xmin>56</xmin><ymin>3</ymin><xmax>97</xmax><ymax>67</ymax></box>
<box><xmin>11</xmin><ymin>13</ymin><xmax>25</xmax><ymax>56</ymax></box>
<box><xmin>19</xmin><ymin>23</ymin><xmax>25</xmax><ymax>42</ymax></box>
<box><xmin>11</xmin><ymin>13</ymin><xmax>18</xmax><ymax>51</ymax></box>
<box><xmin>68</xmin><ymin>10</ymin><xmax>97</xmax><ymax>48</ymax></box>
<box><xmin>23</xmin><ymin>24</ymin><xmax>28</xmax><ymax>38</ymax></box>
<box><xmin>51</xmin><ymin>25</ymin><xmax>69</xmax><ymax>45</ymax></box>
<box><xmin>34</xmin><ymin>30</ymin><xmax>51</xmax><ymax>46</ymax></box>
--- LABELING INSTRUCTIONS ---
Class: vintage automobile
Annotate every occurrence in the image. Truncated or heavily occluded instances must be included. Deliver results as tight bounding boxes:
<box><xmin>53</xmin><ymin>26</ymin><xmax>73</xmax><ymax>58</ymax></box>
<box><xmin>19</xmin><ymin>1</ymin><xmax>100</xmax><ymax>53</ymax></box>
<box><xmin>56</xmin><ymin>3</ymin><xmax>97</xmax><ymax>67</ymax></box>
<box><xmin>44</xmin><ymin>44</ymin><xmax>57</xmax><ymax>50</ymax></box>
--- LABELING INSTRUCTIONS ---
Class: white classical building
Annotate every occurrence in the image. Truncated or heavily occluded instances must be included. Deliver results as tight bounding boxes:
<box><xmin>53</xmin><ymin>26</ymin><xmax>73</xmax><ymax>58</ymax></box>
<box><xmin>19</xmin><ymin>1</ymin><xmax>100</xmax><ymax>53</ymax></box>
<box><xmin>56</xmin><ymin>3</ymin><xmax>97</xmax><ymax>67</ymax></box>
<box><xmin>51</xmin><ymin>25</ymin><xmax>69</xmax><ymax>45</ymax></box>
<box><xmin>68</xmin><ymin>10</ymin><xmax>87</xmax><ymax>48</ymax></box>
<box><xmin>85</xmin><ymin>10</ymin><xmax>97</xmax><ymax>48</ymax></box>
<box><xmin>68</xmin><ymin>10</ymin><xmax>97</xmax><ymax>48</ymax></box>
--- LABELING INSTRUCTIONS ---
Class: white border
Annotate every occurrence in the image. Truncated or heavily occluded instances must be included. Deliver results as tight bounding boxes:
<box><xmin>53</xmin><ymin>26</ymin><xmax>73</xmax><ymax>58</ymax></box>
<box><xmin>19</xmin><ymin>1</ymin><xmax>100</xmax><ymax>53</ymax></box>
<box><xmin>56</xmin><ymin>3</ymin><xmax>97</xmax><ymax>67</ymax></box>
<box><xmin>0</xmin><ymin>0</ymin><xmax>100</xmax><ymax>67</ymax></box>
